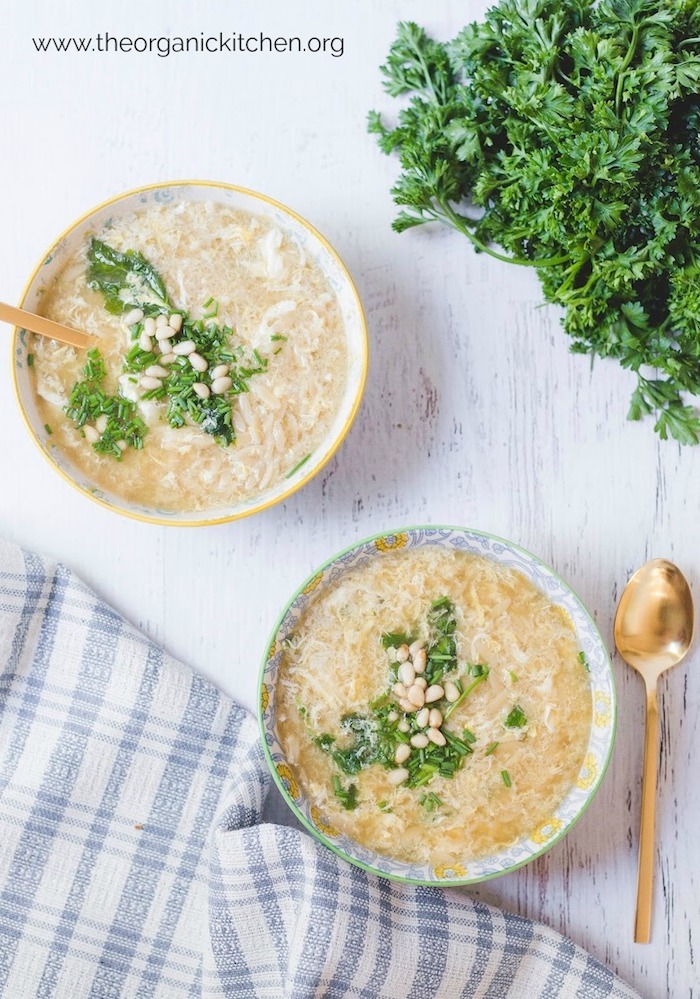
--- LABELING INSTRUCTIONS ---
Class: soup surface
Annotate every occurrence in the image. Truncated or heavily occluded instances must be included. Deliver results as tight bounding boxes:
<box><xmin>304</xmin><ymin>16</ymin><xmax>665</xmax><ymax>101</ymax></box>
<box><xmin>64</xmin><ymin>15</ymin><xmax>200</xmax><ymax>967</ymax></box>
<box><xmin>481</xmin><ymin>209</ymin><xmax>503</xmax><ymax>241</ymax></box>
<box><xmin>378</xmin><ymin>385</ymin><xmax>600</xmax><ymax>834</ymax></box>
<box><xmin>31</xmin><ymin>201</ymin><xmax>347</xmax><ymax>511</ymax></box>
<box><xmin>276</xmin><ymin>548</ymin><xmax>592</xmax><ymax>867</ymax></box>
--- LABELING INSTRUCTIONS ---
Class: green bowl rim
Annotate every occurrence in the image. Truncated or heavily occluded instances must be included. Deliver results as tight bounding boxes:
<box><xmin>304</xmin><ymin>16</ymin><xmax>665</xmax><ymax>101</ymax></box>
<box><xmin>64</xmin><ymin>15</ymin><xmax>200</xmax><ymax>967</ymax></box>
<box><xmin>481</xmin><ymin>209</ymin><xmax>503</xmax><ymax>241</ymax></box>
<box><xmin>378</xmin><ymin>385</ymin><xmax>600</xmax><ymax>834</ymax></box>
<box><xmin>258</xmin><ymin>523</ymin><xmax>617</xmax><ymax>886</ymax></box>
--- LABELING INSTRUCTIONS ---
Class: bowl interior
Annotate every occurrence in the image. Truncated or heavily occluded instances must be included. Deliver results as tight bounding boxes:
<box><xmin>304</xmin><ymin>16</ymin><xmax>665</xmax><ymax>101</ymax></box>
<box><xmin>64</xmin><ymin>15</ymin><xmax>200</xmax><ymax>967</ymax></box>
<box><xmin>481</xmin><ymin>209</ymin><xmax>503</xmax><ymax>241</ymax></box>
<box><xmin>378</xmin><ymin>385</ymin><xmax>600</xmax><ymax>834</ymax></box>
<box><xmin>260</xmin><ymin>526</ymin><xmax>616</xmax><ymax>886</ymax></box>
<box><xmin>13</xmin><ymin>182</ymin><xmax>367</xmax><ymax>525</ymax></box>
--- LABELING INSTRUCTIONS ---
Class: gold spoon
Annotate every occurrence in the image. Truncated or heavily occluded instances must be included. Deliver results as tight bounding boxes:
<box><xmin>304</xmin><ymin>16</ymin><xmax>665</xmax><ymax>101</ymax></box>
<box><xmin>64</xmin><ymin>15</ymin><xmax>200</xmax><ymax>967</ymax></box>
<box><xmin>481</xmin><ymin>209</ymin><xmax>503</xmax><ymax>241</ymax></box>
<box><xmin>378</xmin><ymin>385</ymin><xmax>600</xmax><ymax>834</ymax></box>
<box><xmin>0</xmin><ymin>301</ymin><xmax>97</xmax><ymax>350</ymax></box>
<box><xmin>614</xmin><ymin>559</ymin><xmax>694</xmax><ymax>944</ymax></box>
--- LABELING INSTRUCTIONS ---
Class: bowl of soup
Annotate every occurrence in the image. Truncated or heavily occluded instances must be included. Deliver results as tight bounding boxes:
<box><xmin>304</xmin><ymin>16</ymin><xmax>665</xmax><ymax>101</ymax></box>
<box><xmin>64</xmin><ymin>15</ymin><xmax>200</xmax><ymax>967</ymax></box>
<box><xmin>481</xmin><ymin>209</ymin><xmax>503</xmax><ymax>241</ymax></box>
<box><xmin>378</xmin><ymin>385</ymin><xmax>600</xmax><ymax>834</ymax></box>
<box><xmin>12</xmin><ymin>181</ymin><xmax>368</xmax><ymax>525</ymax></box>
<box><xmin>260</xmin><ymin>526</ymin><xmax>616</xmax><ymax>885</ymax></box>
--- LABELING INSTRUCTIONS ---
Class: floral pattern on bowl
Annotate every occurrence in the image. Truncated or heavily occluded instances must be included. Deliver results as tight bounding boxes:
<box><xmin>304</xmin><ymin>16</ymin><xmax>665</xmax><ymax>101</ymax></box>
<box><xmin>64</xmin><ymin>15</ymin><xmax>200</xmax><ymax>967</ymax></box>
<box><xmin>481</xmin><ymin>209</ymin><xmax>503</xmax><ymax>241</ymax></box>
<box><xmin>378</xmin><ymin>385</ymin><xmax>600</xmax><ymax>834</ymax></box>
<box><xmin>259</xmin><ymin>525</ymin><xmax>616</xmax><ymax>886</ymax></box>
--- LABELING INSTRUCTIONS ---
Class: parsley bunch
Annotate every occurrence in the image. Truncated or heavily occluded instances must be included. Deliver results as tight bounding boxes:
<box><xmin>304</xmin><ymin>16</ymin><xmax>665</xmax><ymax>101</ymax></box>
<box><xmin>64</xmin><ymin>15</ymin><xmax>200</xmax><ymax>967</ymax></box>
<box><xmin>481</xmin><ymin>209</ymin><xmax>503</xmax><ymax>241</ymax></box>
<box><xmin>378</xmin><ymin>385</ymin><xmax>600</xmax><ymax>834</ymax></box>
<box><xmin>370</xmin><ymin>0</ymin><xmax>700</xmax><ymax>443</ymax></box>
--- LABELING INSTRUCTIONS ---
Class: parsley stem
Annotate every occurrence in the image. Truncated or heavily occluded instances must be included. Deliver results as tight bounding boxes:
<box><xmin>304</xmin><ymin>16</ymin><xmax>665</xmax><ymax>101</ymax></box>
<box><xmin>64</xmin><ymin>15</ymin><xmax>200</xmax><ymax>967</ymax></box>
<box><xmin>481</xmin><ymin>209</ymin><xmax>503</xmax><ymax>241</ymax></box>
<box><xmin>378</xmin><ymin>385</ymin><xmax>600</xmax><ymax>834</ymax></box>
<box><xmin>437</xmin><ymin>201</ymin><xmax>570</xmax><ymax>269</ymax></box>
<box><xmin>443</xmin><ymin>672</ymin><xmax>486</xmax><ymax>720</ymax></box>
<box><xmin>404</xmin><ymin>26</ymin><xmax>447</xmax><ymax>105</ymax></box>
<box><xmin>286</xmin><ymin>453</ymin><xmax>311</xmax><ymax>478</ymax></box>
<box><xmin>615</xmin><ymin>23</ymin><xmax>639</xmax><ymax>116</ymax></box>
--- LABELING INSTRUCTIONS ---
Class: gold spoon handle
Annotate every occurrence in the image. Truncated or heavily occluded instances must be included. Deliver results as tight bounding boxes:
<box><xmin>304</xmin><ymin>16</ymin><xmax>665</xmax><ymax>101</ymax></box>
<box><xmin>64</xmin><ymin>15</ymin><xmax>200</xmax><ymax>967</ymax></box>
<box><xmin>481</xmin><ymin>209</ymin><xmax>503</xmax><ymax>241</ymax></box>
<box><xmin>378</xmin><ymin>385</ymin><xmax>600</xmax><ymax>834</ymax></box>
<box><xmin>0</xmin><ymin>301</ymin><xmax>97</xmax><ymax>350</ymax></box>
<box><xmin>635</xmin><ymin>682</ymin><xmax>658</xmax><ymax>943</ymax></box>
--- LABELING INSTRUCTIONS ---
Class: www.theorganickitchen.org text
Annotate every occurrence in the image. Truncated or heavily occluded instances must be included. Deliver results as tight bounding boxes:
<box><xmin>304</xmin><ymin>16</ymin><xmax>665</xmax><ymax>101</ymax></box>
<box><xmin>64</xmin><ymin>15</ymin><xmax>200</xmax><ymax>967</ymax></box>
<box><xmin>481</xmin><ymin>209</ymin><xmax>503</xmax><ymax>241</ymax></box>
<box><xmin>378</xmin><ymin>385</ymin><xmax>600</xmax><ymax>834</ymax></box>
<box><xmin>31</xmin><ymin>32</ymin><xmax>345</xmax><ymax>58</ymax></box>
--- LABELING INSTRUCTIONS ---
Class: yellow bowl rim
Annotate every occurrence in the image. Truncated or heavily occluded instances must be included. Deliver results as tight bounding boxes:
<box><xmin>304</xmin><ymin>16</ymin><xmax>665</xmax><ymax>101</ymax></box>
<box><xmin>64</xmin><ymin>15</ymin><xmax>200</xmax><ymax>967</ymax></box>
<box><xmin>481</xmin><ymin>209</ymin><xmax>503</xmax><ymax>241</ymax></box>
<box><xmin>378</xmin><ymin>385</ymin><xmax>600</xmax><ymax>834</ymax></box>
<box><xmin>11</xmin><ymin>179</ymin><xmax>369</xmax><ymax>528</ymax></box>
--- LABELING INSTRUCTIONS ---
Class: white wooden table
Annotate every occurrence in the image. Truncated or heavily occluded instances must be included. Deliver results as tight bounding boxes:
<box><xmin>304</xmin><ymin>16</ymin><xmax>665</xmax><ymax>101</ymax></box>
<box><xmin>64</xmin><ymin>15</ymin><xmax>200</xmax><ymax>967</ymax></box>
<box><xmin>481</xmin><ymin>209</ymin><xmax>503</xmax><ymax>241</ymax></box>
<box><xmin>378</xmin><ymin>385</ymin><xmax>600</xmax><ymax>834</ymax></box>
<box><xmin>1</xmin><ymin>2</ymin><xmax>697</xmax><ymax>995</ymax></box>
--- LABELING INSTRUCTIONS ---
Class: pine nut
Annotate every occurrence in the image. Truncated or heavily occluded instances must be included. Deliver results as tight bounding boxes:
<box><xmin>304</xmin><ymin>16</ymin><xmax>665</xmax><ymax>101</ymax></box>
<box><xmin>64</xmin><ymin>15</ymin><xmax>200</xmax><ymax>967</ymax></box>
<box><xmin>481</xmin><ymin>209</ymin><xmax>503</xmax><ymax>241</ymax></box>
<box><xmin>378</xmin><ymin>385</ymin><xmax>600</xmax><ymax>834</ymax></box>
<box><xmin>429</xmin><ymin>708</ymin><xmax>443</xmax><ymax>728</ymax></box>
<box><xmin>387</xmin><ymin>646</ymin><xmax>399</xmax><ymax>663</ymax></box>
<box><xmin>407</xmin><ymin>685</ymin><xmax>425</xmax><ymax>708</ymax></box>
<box><xmin>425</xmin><ymin>684</ymin><xmax>445</xmax><ymax>704</ymax></box>
<box><xmin>168</xmin><ymin>313</ymin><xmax>183</xmax><ymax>332</ymax></box>
<box><xmin>189</xmin><ymin>352</ymin><xmax>208</xmax><ymax>373</ymax></box>
<box><xmin>398</xmin><ymin>720</ymin><xmax>410</xmax><ymax>733</ymax></box>
<box><xmin>83</xmin><ymin>425</ymin><xmax>99</xmax><ymax>443</ymax></box>
<box><xmin>95</xmin><ymin>414</ymin><xmax>108</xmax><ymax>434</ymax></box>
<box><xmin>409</xmin><ymin>640</ymin><xmax>426</xmax><ymax>657</ymax></box>
<box><xmin>387</xmin><ymin>710</ymin><xmax>399</xmax><ymax>723</ymax></box>
<box><xmin>140</xmin><ymin>375</ymin><xmax>163</xmax><ymax>390</ymax></box>
<box><xmin>211</xmin><ymin>376</ymin><xmax>233</xmax><ymax>394</ymax></box>
<box><xmin>211</xmin><ymin>363</ymin><xmax>230</xmax><ymax>379</ymax></box>
<box><xmin>398</xmin><ymin>662</ymin><xmax>415</xmax><ymax>686</ymax></box>
<box><xmin>416</xmin><ymin>707</ymin><xmax>430</xmax><ymax>728</ymax></box>
<box><xmin>116</xmin><ymin>440</ymin><xmax>127</xmax><ymax>452</ymax></box>
<box><xmin>173</xmin><ymin>339</ymin><xmax>196</xmax><ymax>355</ymax></box>
<box><xmin>158</xmin><ymin>339</ymin><xmax>172</xmax><ymax>353</ymax></box>
<box><xmin>387</xmin><ymin>767</ymin><xmax>409</xmax><ymax>786</ymax></box>
<box><xmin>139</xmin><ymin>331</ymin><xmax>153</xmax><ymax>352</ymax></box>
<box><xmin>123</xmin><ymin>308</ymin><xmax>144</xmax><ymax>326</ymax></box>
<box><xmin>160</xmin><ymin>353</ymin><xmax>177</xmax><ymax>365</ymax></box>
<box><xmin>156</xmin><ymin>314</ymin><xmax>169</xmax><ymax>329</ymax></box>
<box><xmin>193</xmin><ymin>382</ymin><xmax>210</xmax><ymax>400</ymax></box>
<box><xmin>399</xmin><ymin>698</ymin><xmax>415</xmax><ymax>714</ymax></box>
<box><xmin>393</xmin><ymin>682</ymin><xmax>407</xmax><ymax>698</ymax></box>
<box><xmin>427</xmin><ymin>728</ymin><xmax>446</xmax><ymax>746</ymax></box>
<box><xmin>396</xmin><ymin>645</ymin><xmax>410</xmax><ymax>663</ymax></box>
<box><xmin>444</xmin><ymin>681</ymin><xmax>460</xmax><ymax>703</ymax></box>
<box><xmin>394</xmin><ymin>744</ymin><xmax>411</xmax><ymax>765</ymax></box>
<box><xmin>410</xmin><ymin>733</ymin><xmax>429</xmax><ymax>749</ymax></box>
<box><xmin>144</xmin><ymin>317</ymin><xmax>156</xmax><ymax>335</ymax></box>
<box><xmin>145</xmin><ymin>365</ymin><xmax>168</xmax><ymax>378</ymax></box>
<box><xmin>155</xmin><ymin>326</ymin><xmax>173</xmax><ymax>342</ymax></box>
<box><xmin>414</xmin><ymin>677</ymin><xmax>427</xmax><ymax>690</ymax></box>
<box><xmin>413</xmin><ymin>649</ymin><xmax>427</xmax><ymax>673</ymax></box>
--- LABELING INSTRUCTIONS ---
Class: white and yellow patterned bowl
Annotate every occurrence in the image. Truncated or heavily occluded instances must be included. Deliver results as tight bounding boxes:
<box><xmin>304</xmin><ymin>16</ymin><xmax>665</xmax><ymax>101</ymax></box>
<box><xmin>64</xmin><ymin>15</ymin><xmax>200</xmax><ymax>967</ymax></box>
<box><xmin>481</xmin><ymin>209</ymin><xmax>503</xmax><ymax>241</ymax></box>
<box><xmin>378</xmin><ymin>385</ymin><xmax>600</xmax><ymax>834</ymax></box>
<box><xmin>12</xmin><ymin>181</ymin><xmax>368</xmax><ymax>527</ymax></box>
<box><xmin>259</xmin><ymin>526</ymin><xmax>616</xmax><ymax>886</ymax></box>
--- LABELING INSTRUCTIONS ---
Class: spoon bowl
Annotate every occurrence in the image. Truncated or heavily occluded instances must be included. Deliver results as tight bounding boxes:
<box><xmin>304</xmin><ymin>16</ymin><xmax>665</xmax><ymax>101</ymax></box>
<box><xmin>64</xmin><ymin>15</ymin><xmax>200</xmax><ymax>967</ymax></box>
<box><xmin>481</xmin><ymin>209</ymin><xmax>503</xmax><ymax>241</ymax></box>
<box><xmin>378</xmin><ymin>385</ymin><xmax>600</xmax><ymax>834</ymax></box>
<box><xmin>614</xmin><ymin>558</ymin><xmax>693</xmax><ymax>943</ymax></box>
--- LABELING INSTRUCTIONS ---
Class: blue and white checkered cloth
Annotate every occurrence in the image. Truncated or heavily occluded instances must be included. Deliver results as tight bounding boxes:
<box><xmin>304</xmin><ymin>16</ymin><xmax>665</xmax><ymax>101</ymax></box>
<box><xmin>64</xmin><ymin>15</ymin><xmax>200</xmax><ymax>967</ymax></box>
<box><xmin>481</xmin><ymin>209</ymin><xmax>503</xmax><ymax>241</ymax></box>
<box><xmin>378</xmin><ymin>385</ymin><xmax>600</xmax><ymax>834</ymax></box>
<box><xmin>0</xmin><ymin>540</ymin><xmax>641</xmax><ymax>998</ymax></box>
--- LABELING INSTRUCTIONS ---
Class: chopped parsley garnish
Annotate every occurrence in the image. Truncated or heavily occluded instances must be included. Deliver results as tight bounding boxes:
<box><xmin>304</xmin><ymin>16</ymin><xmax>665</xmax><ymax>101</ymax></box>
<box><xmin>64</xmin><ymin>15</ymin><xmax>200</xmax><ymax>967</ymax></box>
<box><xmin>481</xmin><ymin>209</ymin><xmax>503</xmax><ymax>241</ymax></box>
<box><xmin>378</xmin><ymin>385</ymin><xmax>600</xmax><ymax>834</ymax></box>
<box><xmin>442</xmin><ymin>670</ymin><xmax>488</xmax><ymax>721</ymax></box>
<box><xmin>501</xmin><ymin>770</ymin><xmax>512</xmax><ymax>788</ymax></box>
<box><xmin>44</xmin><ymin>424</ymin><xmax>52</xmax><ymax>435</ymax></box>
<box><xmin>314</xmin><ymin>733</ymin><xmax>335</xmax><ymax>752</ymax></box>
<box><xmin>380</xmin><ymin>631</ymin><xmax>415</xmax><ymax>650</ymax></box>
<box><xmin>87</xmin><ymin>238</ymin><xmax>171</xmax><ymax>314</ymax></box>
<box><xmin>424</xmin><ymin>597</ymin><xmax>458</xmax><ymax>684</ymax></box>
<box><xmin>578</xmin><ymin>651</ymin><xmax>591</xmax><ymax>673</ymax></box>
<box><xmin>285</xmin><ymin>453</ymin><xmax>311</xmax><ymax>479</ymax></box>
<box><xmin>316</xmin><ymin>596</ymin><xmax>497</xmax><ymax>807</ymax></box>
<box><xmin>509</xmin><ymin>671</ymin><xmax>519</xmax><ymax>683</ymax></box>
<box><xmin>65</xmin><ymin>348</ymin><xmax>147</xmax><ymax>460</ymax></box>
<box><xmin>316</xmin><ymin>714</ymin><xmax>380</xmax><ymax>775</ymax></box>
<box><xmin>27</xmin><ymin>353</ymin><xmax>34</xmax><ymax>367</ymax></box>
<box><xmin>504</xmin><ymin>705</ymin><xmax>527</xmax><ymax>729</ymax></box>
<box><xmin>419</xmin><ymin>792</ymin><xmax>443</xmax><ymax>812</ymax></box>
<box><xmin>333</xmin><ymin>775</ymin><xmax>359</xmax><ymax>810</ymax></box>
<box><xmin>485</xmin><ymin>742</ymin><xmax>499</xmax><ymax>756</ymax></box>
<box><xmin>76</xmin><ymin>239</ymin><xmax>269</xmax><ymax>455</ymax></box>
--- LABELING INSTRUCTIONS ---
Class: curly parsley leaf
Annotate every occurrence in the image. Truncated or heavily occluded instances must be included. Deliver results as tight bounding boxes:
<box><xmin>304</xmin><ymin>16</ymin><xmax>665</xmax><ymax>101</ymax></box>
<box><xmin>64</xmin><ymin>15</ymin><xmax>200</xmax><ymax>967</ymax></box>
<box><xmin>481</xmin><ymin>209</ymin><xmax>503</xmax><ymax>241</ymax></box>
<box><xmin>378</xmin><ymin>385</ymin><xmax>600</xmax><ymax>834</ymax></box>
<box><xmin>87</xmin><ymin>238</ymin><xmax>172</xmax><ymax>315</ymax></box>
<box><xmin>371</xmin><ymin>1</ymin><xmax>700</xmax><ymax>443</ymax></box>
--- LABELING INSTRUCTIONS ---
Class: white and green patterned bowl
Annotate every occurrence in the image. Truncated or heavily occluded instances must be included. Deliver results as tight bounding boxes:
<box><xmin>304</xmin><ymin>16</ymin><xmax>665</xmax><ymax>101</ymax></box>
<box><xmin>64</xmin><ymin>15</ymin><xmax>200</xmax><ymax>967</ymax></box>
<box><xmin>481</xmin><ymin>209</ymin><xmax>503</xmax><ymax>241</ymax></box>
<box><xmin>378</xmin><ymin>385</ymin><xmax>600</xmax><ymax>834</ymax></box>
<box><xmin>12</xmin><ymin>181</ymin><xmax>368</xmax><ymax>527</ymax></box>
<box><xmin>259</xmin><ymin>525</ymin><xmax>616</xmax><ymax>886</ymax></box>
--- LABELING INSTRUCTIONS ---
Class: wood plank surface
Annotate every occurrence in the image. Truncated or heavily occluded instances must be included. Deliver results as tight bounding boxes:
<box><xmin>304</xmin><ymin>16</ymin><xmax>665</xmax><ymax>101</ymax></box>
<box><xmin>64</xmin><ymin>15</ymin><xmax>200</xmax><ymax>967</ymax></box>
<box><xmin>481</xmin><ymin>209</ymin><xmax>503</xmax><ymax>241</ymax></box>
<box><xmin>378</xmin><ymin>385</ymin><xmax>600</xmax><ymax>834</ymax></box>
<box><xmin>0</xmin><ymin>2</ymin><xmax>697</xmax><ymax>994</ymax></box>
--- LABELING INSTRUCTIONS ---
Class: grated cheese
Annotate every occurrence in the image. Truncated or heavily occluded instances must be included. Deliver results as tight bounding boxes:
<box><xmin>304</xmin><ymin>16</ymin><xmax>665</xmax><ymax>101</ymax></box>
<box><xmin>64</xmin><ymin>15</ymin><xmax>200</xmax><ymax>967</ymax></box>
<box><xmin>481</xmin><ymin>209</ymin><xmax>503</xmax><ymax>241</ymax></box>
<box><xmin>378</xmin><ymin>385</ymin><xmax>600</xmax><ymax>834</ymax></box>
<box><xmin>277</xmin><ymin>549</ymin><xmax>592</xmax><ymax>867</ymax></box>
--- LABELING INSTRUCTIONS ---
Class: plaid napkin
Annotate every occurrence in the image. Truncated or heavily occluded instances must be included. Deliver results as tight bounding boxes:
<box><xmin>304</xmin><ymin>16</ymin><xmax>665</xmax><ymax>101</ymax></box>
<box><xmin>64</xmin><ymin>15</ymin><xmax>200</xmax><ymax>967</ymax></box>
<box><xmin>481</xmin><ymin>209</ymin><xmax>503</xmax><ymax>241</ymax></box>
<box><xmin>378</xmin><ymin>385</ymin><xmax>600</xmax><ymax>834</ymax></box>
<box><xmin>0</xmin><ymin>540</ymin><xmax>640</xmax><ymax>999</ymax></box>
